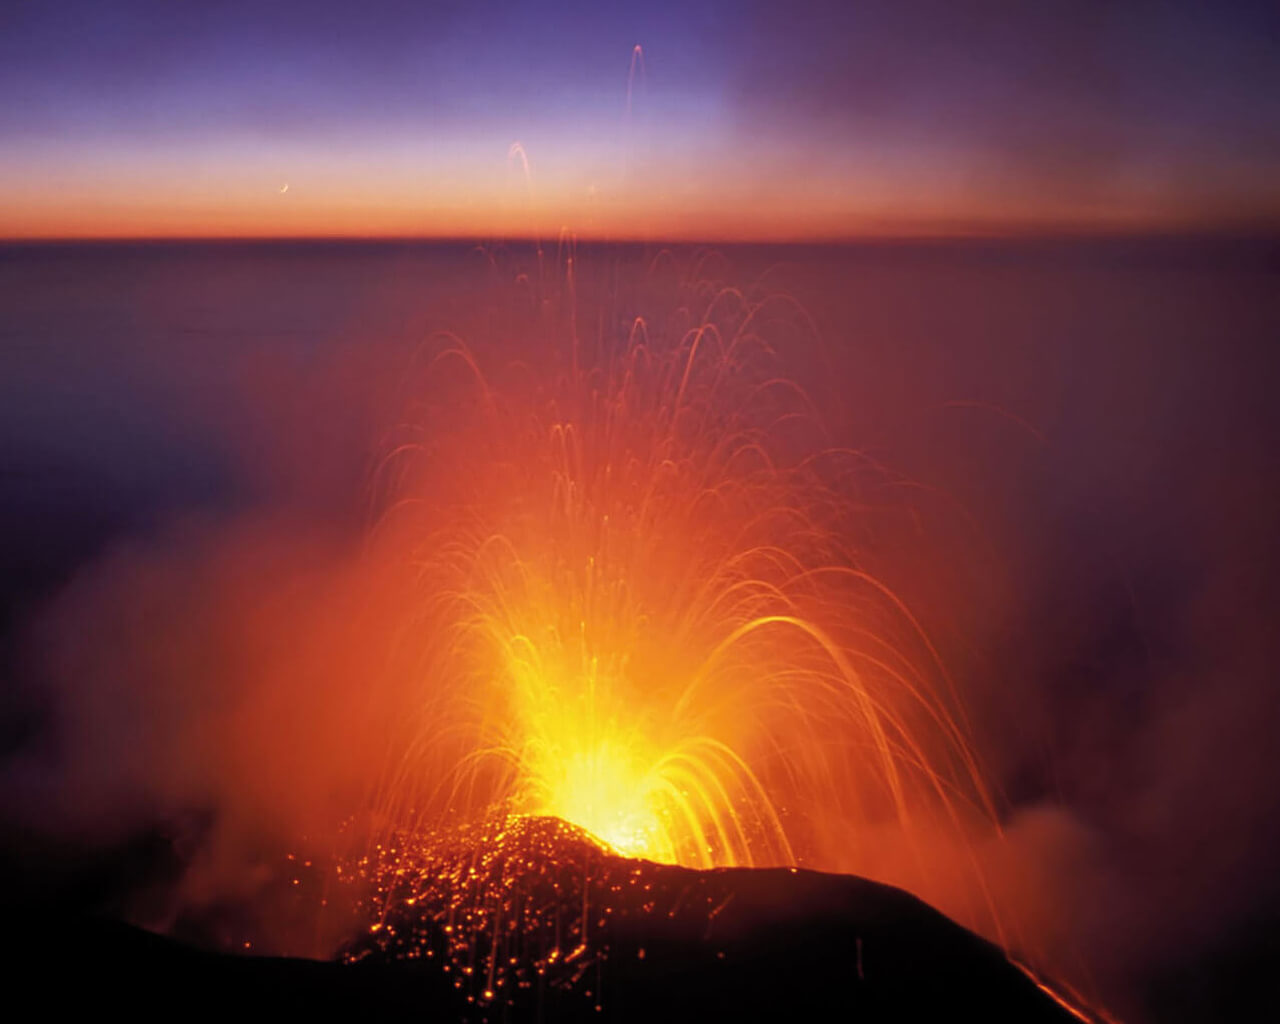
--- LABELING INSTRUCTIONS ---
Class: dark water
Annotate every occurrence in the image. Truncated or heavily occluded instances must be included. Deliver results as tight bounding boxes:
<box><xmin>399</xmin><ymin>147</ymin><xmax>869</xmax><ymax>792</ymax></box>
<box><xmin>3</xmin><ymin>238</ymin><xmax>1274</xmax><ymax>623</ymax></box>
<box><xmin>1</xmin><ymin>238</ymin><xmax>1277</xmax><ymax>1022</ymax></box>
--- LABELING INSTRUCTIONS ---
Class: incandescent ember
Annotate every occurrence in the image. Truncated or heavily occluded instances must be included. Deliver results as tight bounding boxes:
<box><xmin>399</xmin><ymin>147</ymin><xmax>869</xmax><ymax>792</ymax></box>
<box><xmin>340</xmin><ymin>813</ymin><xmax>1097</xmax><ymax>1022</ymax></box>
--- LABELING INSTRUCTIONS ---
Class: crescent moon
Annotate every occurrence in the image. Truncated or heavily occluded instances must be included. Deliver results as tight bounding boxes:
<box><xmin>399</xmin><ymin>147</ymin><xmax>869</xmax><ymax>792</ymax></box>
<box><xmin>279</xmin><ymin>183</ymin><xmax>289</xmax><ymax>194</ymax></box>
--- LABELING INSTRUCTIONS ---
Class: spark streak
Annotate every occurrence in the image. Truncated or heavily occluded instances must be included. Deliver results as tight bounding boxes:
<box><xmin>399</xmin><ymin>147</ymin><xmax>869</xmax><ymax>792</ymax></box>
<box><xmin>368</xmin><ymin>250</ymin><xmax>996</xmax><ymax>879</ymax></box>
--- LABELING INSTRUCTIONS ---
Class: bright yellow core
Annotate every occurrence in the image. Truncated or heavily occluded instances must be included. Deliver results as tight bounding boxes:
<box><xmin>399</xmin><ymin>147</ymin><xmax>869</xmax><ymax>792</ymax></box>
<box><xmin>534</xmin><ymin>739</ymin><xmax>675</xmax><ymax>861</ymax></box>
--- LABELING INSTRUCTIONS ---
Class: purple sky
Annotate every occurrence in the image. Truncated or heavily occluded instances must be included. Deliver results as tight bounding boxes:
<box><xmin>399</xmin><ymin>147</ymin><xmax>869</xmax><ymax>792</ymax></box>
<box><xmin>2</xmin><ymin>0</ymin><xmax>1278</xmax><ymax>237</ymax></box>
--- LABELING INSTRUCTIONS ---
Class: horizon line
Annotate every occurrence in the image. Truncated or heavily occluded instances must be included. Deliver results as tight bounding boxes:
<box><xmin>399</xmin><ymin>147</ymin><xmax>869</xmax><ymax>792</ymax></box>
<box><xmin>4</xmin><ymin>226</ymin><xmax>1279</xmax><ymax>248</ymax></box>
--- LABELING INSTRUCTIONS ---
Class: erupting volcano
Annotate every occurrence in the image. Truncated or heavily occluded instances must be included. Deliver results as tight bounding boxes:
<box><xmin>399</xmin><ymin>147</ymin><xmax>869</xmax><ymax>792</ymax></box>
<box><xmin>299</xmin><ymin>250</ymin><xmax>1102</xmax><ymax>1021</ymax></box>
<box><xmin>0</xmin><ymin>246</ymin><xmax>1123</xmax><ymax>1024</ymax></box>
<box><xmin>4</xmin><ymin>4</ymin><xmax>1275</xmax><ymax>1020</ymax></box>
<box><xmin>368</xmin><ymin>253</ymin><xmax>994</xmax><ymax>873</ymax></box>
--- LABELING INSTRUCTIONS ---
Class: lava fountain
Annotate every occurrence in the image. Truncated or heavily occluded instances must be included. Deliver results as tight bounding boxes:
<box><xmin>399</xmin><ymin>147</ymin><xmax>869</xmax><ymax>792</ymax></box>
<box><xmin>363</xmin><ymin>247</ymin><xmax>997</xmax><ymax>890</ymax></box>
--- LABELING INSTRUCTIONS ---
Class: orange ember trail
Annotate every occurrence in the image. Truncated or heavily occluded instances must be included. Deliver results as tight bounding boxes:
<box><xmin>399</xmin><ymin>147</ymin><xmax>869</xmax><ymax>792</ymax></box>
<box><xmin>1011</xmin><ymin>960</ymin><xmax>1124</xmax><ymax>1024</ymax></box>
<box><xmin>366</xmin><ymin>249</ymin><xmax>996</xmax><ymax>885</ymax></box>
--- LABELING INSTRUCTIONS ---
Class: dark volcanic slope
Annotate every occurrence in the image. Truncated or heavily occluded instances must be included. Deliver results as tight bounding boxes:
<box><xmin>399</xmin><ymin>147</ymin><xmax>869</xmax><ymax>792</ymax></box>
<box><xmin>5</xmin><ymin>817</ymin><xmax>1093</xmax><ymax>1022</ymax></box>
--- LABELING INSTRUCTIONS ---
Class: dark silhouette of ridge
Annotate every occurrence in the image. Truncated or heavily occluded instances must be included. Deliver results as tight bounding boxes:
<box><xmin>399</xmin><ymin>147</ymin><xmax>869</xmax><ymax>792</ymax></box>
<box><xmin>3</xmin><ymin>816</ymin><xmax>1097</xmax><ymax>1021</ymax></box>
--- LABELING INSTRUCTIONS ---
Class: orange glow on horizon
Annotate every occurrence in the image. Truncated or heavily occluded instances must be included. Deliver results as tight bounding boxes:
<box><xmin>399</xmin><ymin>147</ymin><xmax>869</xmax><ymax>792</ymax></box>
<box><xmin>3</xmin><ymin>147</ymin><xmax>1261</xmax><ymax>243</ymax></box>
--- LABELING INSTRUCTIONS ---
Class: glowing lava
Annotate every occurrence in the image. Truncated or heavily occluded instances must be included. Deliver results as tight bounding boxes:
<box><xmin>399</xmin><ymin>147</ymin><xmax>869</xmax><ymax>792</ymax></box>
<box><xmin>370</xmin><ymin>251</ymin><xmax>994</xmax><ymax>877</ymax></box>
<box><xmin>344</xmin><ymin>814</ymin><xmax>1107</xmax><ymax>1023</ymax></box>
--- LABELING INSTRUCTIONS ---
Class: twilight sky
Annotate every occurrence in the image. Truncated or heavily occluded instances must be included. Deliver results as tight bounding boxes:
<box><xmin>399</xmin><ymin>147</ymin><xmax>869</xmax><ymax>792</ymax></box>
<box><xmin>2</xmin><ymin>0</ymin><xmax>1278</xmax><ymax>239</ymax></box>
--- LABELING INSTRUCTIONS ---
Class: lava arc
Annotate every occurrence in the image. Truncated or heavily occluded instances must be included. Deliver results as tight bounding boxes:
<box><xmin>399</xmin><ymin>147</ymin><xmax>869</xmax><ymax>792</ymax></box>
<box><xmin>369</xmin><ymin>254</ymin><xmax>996</xmax><ymax>887</ymax></box>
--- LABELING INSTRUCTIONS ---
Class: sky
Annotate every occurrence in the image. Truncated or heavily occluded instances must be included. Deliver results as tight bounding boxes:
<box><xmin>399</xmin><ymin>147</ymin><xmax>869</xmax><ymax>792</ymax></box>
<box><xmin>1</xmin><ymin>0</ymin><xmax>1278</xmax><ymax>240</ymax></box>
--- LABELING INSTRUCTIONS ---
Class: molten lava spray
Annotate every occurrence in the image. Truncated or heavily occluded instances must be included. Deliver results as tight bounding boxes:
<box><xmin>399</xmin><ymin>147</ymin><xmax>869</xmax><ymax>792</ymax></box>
<box><xmin>367</xmin><ymin>249</ymin><xmax>997</xmax><ymax>888</ymax></box>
